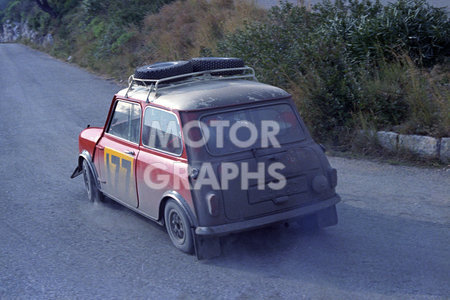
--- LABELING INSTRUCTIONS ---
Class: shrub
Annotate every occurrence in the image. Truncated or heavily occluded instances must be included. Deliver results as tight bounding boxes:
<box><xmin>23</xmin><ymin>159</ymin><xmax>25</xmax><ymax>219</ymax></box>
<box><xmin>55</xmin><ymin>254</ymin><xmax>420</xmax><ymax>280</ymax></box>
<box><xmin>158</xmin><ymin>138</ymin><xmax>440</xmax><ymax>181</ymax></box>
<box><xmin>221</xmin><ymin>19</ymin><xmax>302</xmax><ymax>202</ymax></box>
<box><xmin>358</xmin><ymin>61</ymin><xmax>410</xmax><ymax>127</ymax></box>
<box><xmin>219</xmin><ymin>0</ymin><xmax>449</xmax><ymax>142</ymax></box>
<box><xmin>1</xmin><ymin>0</ymin><xmax>35</xmax><ymax>22</ymax></box>
<box><xmin>218</xmin><ymin>3</ymin><xmax>364</xmax><ymax>140</ymax></box>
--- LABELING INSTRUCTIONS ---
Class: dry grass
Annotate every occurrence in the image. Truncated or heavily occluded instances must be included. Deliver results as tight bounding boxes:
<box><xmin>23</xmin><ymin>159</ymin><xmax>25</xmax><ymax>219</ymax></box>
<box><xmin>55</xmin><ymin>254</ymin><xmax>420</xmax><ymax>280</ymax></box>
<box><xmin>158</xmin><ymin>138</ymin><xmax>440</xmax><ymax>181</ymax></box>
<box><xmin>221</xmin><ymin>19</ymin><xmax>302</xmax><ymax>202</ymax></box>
<box><xmin>286</xmin><ymin>55</ymin><xmax>450</xmax><ymax>147</ymax></box>
<box><xmin>394</xmin><ymin>57</ymin><xmax>450</xmax><ymax>138</ymax></box>
<box><xmin>138</xmin><ymin>0</ymin><xmax>266</xmax><ymax>62</ymax></box>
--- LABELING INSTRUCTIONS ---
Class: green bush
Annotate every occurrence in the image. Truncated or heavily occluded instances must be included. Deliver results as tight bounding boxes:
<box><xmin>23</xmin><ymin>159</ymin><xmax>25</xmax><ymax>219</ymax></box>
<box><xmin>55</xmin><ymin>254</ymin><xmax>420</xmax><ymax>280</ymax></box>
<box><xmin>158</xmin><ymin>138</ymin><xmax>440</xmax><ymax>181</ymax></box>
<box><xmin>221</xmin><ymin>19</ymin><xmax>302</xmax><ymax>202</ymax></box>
<box><xmin>358</xmin><ymin>62</ymin><xmax>410</xmax><ymax>126</ymax></box>
<box><xmin>219</xmin><ymin>1</ymin><xmax>449</xmax><ymax>142</ymax></box>
<box><xmin>218</xmin><ymin>3</ymin><xmax>362</xmax><ymax>140</ymax></box>
<box><xmin>111</xmin><ymin>32</ymin><xmax>135</xmax><ymax>53</ymax></box>
<box><xmin>1</xmin><ymin>0</ymin><xmax>35</xmax><ymax>22</ymax></box>
<box><xmin>321</xmin><ymin>0</ymin><xmax>450</xmax><ymax>66</ymax></box>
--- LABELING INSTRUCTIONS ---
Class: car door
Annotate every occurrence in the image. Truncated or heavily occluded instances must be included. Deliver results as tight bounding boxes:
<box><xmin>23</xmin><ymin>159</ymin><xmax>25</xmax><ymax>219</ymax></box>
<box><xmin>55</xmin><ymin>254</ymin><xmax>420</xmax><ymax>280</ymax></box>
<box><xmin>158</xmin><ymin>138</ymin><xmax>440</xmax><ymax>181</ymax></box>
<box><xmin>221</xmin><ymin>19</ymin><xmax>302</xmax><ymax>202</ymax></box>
<box><xmin>136</xmin><ymin>106</ymin><xmax>190</xmax><ymax>219</ymax></box>
<box><xmin>96</xmin><ymin>100</ymin><xmax>141</xmax><ymax>207</ymax></box>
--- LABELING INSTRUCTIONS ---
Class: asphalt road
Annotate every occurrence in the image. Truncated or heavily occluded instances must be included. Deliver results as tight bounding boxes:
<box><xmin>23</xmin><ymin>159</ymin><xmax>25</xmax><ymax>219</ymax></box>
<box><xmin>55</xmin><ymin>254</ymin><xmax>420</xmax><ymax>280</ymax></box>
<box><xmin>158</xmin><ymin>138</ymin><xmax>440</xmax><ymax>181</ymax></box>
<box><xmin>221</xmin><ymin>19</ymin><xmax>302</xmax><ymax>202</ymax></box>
<box><xmin>0</xmin><ymin>43</ymin><xmax>449</xmax><ymax>299</ymax></box>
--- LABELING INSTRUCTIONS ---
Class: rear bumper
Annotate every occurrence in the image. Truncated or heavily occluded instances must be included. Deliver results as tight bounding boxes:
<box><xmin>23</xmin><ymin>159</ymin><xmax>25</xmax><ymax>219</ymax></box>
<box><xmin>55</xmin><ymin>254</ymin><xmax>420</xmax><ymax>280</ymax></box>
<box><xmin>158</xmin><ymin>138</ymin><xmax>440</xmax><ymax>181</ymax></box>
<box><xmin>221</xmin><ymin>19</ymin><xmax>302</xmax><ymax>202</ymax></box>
<box><xmin>195</xmin><ymin>194</ymin><xmax>341</xmax><ymax>236</ymax></box>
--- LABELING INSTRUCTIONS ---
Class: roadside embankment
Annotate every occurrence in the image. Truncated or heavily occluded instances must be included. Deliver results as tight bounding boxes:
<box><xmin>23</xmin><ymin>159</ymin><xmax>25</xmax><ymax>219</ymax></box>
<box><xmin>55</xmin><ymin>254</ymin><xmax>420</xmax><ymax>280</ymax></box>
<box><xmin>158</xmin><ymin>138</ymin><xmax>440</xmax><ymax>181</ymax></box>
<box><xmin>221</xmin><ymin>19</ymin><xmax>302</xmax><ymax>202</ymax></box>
<box><xmin>360</xmin><ymin>130</ymin><xmax>450</xmax><ymax>163</ymax></box>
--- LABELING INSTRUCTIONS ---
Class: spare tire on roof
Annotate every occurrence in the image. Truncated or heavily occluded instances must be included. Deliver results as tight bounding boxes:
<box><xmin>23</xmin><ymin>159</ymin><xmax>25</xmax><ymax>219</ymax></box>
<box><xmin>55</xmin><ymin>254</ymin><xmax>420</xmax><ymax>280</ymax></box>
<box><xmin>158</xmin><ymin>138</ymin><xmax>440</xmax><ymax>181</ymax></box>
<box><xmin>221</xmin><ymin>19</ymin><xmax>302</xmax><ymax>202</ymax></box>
<box><xmin>134</xmin><ymin>61</ymin><xmax>193</xmax><ymax>82</ymax></box>
<box><xmin>190</xmin><ymin>57</ymin><xmax>245</xmax><ymax>75</ymax></box>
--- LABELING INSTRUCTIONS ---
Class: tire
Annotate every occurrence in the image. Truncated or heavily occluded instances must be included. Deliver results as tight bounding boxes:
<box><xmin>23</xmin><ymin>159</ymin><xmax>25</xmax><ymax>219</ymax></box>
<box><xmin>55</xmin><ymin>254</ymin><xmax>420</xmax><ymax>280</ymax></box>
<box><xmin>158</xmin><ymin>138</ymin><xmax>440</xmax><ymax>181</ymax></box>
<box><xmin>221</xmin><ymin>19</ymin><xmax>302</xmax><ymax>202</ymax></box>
<box><xmin>82</xmin><ymin>159</ymin><xmax>103</xmax><ymax>203</ymax></box>
<box><xmin>134</xmin><ymin>61</ymin><xmax>193</xmax><ymax>81</ymax></box>
<box><xmin>190</xmin><ymin>57</ymin><xmax>245</xmax><ymax>75</ymax></box>
<box><xmin>164</xmin><ymin>200</ymin><xmax>194</xmax><ymax>254</ymax></box>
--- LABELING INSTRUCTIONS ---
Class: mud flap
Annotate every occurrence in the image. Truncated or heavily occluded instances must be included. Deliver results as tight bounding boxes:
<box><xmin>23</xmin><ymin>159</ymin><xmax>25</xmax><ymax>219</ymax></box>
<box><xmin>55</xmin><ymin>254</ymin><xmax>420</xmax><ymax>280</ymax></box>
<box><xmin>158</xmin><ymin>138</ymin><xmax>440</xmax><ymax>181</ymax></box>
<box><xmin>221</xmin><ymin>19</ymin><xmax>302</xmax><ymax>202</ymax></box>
<box><xmin>297</xmin><ymin>205</ymin><xmax>338</xmax><ymax>230</ymax></box>
<box><xmin>316</xmin><ymin>205</ymin><xmax>338</xmax><ymax>228</ymax></box>
<box><xmin>70</xmin><ymin>165</ymin><xmax>83</xmax><ymax>179</ymax></box>
<box><xmin>193</xmin><ymin>229</ymin><xmax>221</xmax><ymax>260</ymax></box>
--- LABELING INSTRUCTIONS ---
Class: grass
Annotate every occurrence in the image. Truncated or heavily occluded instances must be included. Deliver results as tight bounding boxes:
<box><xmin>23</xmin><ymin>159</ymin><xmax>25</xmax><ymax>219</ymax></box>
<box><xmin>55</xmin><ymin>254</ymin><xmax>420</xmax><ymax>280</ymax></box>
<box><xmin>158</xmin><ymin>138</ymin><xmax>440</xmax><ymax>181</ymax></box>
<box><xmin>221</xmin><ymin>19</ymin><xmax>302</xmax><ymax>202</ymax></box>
<box><xmin>137</xmin><ymin>0</ymin><xmax>265</xmax><ymax>62</ymax></box>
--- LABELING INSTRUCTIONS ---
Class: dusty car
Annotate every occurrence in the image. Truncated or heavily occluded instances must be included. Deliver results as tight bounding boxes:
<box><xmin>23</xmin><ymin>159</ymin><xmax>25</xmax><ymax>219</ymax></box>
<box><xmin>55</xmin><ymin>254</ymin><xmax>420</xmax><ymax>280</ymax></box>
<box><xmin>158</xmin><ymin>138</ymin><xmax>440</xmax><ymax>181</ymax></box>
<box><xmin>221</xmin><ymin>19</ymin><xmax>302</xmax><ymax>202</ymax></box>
<box><xmin>71</xmin><ymin>57</ymin><xmax>340</xmax><ymax>258</ymax></box>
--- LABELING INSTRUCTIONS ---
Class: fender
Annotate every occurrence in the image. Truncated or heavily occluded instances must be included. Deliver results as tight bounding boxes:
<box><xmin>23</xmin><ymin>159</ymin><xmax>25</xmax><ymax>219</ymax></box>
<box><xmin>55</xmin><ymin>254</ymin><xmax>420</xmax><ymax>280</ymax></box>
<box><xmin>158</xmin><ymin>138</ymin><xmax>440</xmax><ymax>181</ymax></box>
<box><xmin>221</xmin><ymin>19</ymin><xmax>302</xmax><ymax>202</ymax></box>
<box><xmin>161</xmin><ymin>190</ymin><xmax>198</xmax><ymax>227</ymax></box>
<box><xmin>71</xmin><ymin>150</ymin><xmax>102</xmax><ymax>190</ymax></box>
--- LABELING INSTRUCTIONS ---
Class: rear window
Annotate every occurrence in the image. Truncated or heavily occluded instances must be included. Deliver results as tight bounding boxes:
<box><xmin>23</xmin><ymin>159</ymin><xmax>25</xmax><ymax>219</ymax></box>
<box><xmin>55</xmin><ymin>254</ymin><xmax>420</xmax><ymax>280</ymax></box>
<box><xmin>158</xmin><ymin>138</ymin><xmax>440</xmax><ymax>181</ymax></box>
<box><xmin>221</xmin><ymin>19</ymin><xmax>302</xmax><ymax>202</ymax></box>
<box><xmin>201</xmin><ymin>104</ymin><xmax>305</xmax><ymax>155</ymax></box>
<box><xmin>142</xmin><ymin>107</ymin><xmax>183</xmax><ymax>155</ymax></box>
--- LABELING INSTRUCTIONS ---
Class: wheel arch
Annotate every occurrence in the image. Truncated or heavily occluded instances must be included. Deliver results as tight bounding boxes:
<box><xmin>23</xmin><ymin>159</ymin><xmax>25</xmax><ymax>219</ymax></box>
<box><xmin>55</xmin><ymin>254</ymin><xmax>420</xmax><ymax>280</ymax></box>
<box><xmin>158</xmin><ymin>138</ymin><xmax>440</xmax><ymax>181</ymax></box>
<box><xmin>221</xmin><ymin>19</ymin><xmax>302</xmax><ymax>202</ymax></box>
<box><xmin>159</xmin><ymin>191</ymin><xmax>197</xmax><ymax>228</ymax></box>
<box><xmin>78</xmin><ymin>150</ymin><xmax>101</xmax><ymax>190</ymax></box>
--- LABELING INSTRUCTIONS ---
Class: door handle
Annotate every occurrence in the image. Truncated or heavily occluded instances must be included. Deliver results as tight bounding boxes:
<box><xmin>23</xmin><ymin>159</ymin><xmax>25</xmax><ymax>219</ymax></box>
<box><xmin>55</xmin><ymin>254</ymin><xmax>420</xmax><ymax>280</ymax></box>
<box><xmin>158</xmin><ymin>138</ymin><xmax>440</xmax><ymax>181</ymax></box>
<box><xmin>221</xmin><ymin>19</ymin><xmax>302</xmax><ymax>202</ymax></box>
<box><xmin>124</xmin><ymin>150</ymin><xmax>135</xmax><ymax>156</ymax></box>
<box><xmin>96</xmin><ymin>145</ymin><xmax>105</xmax><ymax>150</ymax></box>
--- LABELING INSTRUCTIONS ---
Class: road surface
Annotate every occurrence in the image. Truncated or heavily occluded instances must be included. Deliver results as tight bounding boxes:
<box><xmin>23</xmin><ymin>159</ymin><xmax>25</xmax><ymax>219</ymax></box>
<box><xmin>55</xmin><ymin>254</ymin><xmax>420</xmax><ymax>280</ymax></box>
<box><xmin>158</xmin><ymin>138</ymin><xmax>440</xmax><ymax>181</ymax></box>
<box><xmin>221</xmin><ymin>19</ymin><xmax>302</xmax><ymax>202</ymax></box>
<box><xmin>0</xmin><ymin>43</ymin><xmax>449</xmax><ymax>298</ymax></box>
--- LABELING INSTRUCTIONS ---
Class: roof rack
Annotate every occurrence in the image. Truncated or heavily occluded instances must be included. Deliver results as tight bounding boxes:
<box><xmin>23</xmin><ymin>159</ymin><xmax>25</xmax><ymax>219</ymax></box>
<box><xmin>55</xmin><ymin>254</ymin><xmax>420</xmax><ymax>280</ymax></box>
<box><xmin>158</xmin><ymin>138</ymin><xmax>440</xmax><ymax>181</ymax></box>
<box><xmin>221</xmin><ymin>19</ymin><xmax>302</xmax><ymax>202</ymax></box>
<box><xmin>124</xmin><ymin>66</ymin><xmax>257</xmax><ymax>102</ymax></box>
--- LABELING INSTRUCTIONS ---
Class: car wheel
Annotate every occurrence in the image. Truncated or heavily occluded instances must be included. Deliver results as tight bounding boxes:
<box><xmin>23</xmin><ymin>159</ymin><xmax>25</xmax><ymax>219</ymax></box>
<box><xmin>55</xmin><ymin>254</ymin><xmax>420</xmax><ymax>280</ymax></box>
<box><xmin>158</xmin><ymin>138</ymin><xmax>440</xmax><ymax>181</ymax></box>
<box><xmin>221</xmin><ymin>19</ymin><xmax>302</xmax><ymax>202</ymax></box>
<box><xmin>164</xmin><ymin>200</ymin><xmax>194</xmax><ymax>254</ymax></box>
<box><xmin>190</xmin><ymin>57</ymin><xmax>244</xmax><ymax>75</ymax></box>
<box><xmin>82</xmin><ymin>159</ymin><xmax>103</xmax><ymax>203</ymax></box>
<box><xmin>134</xmin><ymin>61</ymin><xmax>193</xmax><ymax>81</ymax></box>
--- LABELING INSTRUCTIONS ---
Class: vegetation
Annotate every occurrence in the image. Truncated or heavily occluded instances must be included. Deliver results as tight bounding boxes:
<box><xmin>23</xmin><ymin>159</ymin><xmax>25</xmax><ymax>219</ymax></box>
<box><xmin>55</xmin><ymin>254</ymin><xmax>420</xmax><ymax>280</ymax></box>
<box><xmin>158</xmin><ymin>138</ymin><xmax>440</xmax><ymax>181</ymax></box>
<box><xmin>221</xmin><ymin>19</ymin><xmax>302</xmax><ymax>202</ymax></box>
<box><xmin>218</xmin><ymin>0</ymin><xmax>449</xmax><ymax>143</ymax></box>
<box><xmin>138</xmin><ymin>0</ymin><xmax>266</xmax><ymax>62</ymax></box>
<box><xmin>1</xmin><ymin>0</ymin><xmax>177</xmax><ymax>78</ymax></box>
<box><xmin>1</xmin><ymin>0</ymin><xmax>448</xmax><ymax>149</ymax></box>
<box><xmin>0</xmin><ymin>0</ymin><xmax>13</xmax><ymax>10</ymax></box>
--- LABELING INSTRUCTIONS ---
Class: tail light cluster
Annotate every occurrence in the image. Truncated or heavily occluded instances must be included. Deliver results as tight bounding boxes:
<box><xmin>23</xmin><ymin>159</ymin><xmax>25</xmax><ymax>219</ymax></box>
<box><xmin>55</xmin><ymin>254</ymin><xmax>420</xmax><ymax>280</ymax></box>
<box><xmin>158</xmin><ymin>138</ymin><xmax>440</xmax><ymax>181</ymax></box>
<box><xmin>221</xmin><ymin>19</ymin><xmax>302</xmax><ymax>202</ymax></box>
<box><xmin>328</xmin><ymin>168</ymin><xmax>338</xmax><ymax>188</ymax></box>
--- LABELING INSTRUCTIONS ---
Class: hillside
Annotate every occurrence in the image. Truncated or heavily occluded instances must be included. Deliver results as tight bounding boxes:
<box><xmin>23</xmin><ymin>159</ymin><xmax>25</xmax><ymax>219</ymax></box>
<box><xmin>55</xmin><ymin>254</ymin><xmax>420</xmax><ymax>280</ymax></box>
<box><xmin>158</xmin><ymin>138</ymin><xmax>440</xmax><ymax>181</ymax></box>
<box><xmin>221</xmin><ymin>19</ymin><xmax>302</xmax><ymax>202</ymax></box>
<box><xmin>1</xmin><ymin>0</ymin><xmax>449</xmax><ymax>155</ymax></box>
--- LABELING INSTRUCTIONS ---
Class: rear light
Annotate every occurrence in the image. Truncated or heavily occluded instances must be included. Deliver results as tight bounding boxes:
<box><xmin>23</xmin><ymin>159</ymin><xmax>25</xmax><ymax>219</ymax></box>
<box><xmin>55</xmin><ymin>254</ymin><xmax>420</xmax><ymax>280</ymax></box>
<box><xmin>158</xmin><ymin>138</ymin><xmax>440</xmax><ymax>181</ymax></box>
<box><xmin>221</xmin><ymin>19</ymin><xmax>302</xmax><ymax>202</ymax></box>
<box><xmin>312</xmin><ymin>175</ymin><xmax>328</xmax><ymax>193</ymax></box>
<box><xmin>206</xmin><ymin>193</ymin><xmax>219</xmax><ymax>216</ymax></box>
<box><xmin>328</xmin><ymin>168</ymin><xmax>338</xmax><ymax>188</ymax></box>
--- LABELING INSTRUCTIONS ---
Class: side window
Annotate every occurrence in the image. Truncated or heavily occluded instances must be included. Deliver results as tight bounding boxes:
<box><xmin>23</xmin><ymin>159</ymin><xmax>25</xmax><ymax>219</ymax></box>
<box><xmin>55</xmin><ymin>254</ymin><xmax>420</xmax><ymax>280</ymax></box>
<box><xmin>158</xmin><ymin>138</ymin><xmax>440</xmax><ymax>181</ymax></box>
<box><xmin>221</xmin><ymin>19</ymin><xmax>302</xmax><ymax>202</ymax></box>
<box><xmin>108</xmin><ymin>101</ymin><xmax>141</xmax><ymax>144</ymax></box>
<box><xmin>142</xmin><ymin>107</ymin><xmax>182</xmax><ymax>155</ymax></box>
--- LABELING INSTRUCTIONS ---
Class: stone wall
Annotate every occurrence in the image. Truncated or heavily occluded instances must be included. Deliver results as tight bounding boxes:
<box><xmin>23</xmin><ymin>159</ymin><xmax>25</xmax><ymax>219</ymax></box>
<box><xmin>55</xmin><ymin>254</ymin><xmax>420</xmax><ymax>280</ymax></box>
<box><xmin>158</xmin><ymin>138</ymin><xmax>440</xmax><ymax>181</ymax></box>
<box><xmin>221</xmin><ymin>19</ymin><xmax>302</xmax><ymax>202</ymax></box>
<box><xmin>375</xmin><ymin>131</ymin><xmax>449</xmax><ymax>163</ymax></box>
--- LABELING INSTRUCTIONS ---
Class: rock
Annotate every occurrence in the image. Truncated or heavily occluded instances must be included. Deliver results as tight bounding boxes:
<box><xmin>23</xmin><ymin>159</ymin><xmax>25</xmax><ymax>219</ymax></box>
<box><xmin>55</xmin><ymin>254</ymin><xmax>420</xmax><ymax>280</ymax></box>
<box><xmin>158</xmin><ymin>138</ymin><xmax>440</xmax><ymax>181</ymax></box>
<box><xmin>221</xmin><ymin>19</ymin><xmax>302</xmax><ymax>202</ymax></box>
<box><xmin>22</xmin><ymin>22</ymin><xmax>38</xmax><ymax>41</ymax></box>
<box><xmin>377</xmin><ymin>131</ymin><xmax>398</xmax><ymax>152</ymax></box>
<box><xmin>439</xmin><ymin>138</ymin><xmax>450</xmax><ymax>163</ymax></box>
<box><xmin>1</xmin><ymin>20</ymin><xmax>24</xmax><ymax>42</ymax></box>
<box><xmin>398</xmin><ymin>134</ymin><xmax>439</xmax><ymax>158</ymax></box>
<box><xmin>0</xmin><ymin>20</ymin><xmax>45</xmax><ymax>45</ymax></box>
<box><xmin>43</xmin><ymin>33</ymin><xmax>53</xmax><ymax>46</ymax></box>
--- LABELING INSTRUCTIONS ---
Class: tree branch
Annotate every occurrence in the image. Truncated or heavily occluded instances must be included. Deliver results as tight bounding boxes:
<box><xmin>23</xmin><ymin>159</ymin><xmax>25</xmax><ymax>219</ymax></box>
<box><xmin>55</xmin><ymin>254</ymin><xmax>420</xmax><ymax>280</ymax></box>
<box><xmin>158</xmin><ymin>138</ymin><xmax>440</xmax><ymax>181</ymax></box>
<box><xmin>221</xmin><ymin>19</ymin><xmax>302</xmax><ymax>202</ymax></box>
<box><xmin>35</xmin><ymin>0</ymin><xmax>58</xmax><ymax>18</ymax></box>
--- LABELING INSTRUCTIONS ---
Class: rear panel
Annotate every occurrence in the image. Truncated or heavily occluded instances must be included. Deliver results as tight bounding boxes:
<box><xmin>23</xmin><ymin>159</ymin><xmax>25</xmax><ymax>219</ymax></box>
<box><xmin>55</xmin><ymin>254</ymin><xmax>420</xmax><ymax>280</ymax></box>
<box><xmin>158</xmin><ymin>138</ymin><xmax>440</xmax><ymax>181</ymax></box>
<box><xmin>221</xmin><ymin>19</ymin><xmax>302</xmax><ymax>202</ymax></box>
<box><xmin>180</xmin><ymin>99</ymin><xmax>337</xmax><ymax>226</ymax></box>
<box><xmin>220</xmin><ymin>144</ymin><xmax>334</xmax><ymax>220</ymax></box>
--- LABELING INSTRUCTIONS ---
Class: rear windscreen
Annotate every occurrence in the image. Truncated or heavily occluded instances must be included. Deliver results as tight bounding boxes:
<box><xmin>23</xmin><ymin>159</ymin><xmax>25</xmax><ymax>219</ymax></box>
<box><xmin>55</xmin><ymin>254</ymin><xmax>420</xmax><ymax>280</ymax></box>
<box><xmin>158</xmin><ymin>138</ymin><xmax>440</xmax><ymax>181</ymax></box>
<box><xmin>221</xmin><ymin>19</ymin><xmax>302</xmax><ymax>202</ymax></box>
<box><xmin>201</xmin><ymin>104</ymin><xmax>305</xmax><ymax>155</ymax></box>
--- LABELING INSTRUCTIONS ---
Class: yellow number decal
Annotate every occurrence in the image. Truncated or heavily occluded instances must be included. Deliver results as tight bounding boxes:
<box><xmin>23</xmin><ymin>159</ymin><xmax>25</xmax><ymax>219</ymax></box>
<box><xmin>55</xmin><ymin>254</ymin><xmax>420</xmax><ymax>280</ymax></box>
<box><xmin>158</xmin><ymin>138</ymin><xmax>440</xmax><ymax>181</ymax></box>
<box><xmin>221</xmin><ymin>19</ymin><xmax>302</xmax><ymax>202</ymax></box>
<box><xmin>104</xmin><ymin>147</ymin><xmax>134</xmax><ymax>196</ymax></box>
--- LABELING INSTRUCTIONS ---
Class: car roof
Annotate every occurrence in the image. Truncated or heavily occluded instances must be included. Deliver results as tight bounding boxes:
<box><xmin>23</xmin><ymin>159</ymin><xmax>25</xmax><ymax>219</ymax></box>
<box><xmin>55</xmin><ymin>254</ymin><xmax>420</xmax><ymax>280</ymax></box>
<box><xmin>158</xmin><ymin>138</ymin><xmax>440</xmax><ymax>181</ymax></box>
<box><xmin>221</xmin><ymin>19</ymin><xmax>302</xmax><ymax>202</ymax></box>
<box><xmin>116</xmin><ymin>79</ymin><xmax>291</xmax><ymax>111</ymax></box>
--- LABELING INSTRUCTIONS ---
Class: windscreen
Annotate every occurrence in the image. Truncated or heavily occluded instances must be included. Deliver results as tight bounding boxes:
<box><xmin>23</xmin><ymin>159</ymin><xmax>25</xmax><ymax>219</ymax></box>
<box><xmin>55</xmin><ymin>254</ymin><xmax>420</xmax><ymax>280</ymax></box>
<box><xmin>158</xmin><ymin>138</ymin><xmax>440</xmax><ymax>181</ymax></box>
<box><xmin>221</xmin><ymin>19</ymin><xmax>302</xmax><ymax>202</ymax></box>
<box><xmin>201</xmin><ymin>104</ymin><xmax>305</xmax><ymax>155</ymax></box>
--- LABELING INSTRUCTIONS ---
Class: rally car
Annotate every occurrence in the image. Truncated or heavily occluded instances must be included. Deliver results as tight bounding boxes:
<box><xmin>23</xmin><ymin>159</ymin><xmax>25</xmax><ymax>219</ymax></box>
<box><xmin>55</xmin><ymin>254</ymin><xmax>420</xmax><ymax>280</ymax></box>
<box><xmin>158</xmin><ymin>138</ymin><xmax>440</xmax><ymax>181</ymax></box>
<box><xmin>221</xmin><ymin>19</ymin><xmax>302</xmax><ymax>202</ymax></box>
<box><xmin>71</xmin><ymin>57</ymin><xmax>340</xmax><ymax>259</ymax></box>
